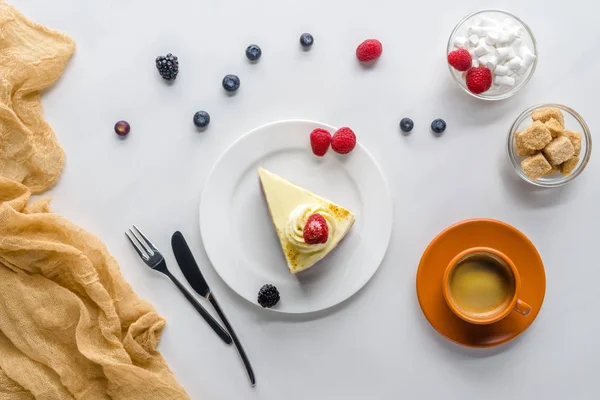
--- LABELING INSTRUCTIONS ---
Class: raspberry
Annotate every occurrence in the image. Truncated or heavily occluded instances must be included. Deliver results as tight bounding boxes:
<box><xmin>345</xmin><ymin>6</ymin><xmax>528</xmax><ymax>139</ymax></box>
<box><xmin>356</xmin><ymin>39</ymin><xmax>383</xmax><ymax>62</ymax></box>
<box><xmin>331</xmin><ymin>127</ymin><xmax>356</xmax><ymax>154</ymax></box>
<box><xmin>447</xmin><ymin>49</ymin><xmax>472</xmax><ymax>72</ymax></box>
<box><xmin>465</xmin><ymin>67</ymin><xmax>492</xmax><ymax>94</ymax></box>
<box><xmin>310</xmin><ymin>128</ymin><xmax>332</xmax><ymax>157</ymax></box>
<box><xmin>303</xmin><ymin>214</ymin><xmax>329</xmax><ymax>244</ymax></box>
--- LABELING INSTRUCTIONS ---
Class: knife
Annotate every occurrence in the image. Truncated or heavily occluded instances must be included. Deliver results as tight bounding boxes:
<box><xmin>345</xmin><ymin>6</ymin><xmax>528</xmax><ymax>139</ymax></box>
<box><xmin>171</xmin><ymin>231</ymin><xmax>256</xmax><ymax>387</ymax></box>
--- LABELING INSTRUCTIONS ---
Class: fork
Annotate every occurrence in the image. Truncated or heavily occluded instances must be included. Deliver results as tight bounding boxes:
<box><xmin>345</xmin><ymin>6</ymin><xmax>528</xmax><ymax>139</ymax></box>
<box><xmin>126</xmin><ymin>225</ymin><xmax>232</xmax><ymax>345</ymax></box>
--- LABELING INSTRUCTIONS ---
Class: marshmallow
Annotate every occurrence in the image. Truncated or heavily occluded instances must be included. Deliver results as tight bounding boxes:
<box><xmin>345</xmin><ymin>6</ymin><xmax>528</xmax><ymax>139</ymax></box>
<box><xmin>497</xmin><ymin>30</ymin><xmax>517</xmax><ymax>44</ymax></box>
<box><xmin>468</xmin><ymin>25</ymin><xmax>487</xmax><ymax>36</ymax></box>
<box><xmin>478</xmin><ymin>54</ymin><xmax>491</xmax><ymax>65</ymax></box>
<box><xmin>484</xmin><ymin>55</ymin><xmax>498</xmax><ymax>70</ymax></box>
<box><xmin>508</xmin><ymin>56</ymin><xmax>524</xmax><ymax>71</ymax></box>
<box><xmin>518</xmin><ymin>65</ymin><xmax>530</xmax><ymax>76</ymax></box>
<box><xmin>503</xmin><ymin>18</ymin><xmax>514</xmax><ymax>28</ymax></box>
<box><xmin>495</xmin><ymin>65</ymin><xmax>510</xmax><ymax>75</ymax></box>
<box><xmin>496</xmin><ymin>47</ymin><xmax>512</xmax><ymax>62</ymax></box>
<box><xmin>519</xmin><ymin>46</ymin><xmax>536</xmax><ymax>66</ymax></box>
<box><xmin>453</xmin><ymin>36</ymin><xmax>467</xmax><ymax>48</ymax></box>
<box><xmin>494</xmin><ymin>75</ymin><xmax>516</xmax><ymax>87</ymax></box>
<box><xmin>468</xmin><ymin>35</ymin><xmax>479</xmax><ymax>47</ymax></box>
<box><xmin>474</xmin><ymin>42</ymin><xmax>492</xmax><ymax>56</ymax></box>
<box><xmin>511</xmin><ymin>38</ymin><xmax>523</xmax><ymax>51</ymax></box>
<box><xmin>485</xmin><ymin>31</ymin><xmax>499</xmax><ymax>46</ymax></box>
<box><xmin>472</xmin><ymin>59</ymin><xmax>480</xmax><ymax>68</ymax></box>
<box><xmin>513</xmin><ymin>27</ymin><xmax>526</xmax><ymax>37</ymax></box>
<box><xmin>478</xmin><ymin>16</ymin><xmax>500</xmax><ymax>27</ymax></box>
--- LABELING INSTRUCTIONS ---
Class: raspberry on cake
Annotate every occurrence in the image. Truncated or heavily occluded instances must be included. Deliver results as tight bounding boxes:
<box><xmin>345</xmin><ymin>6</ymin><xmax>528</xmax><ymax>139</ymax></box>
<box><xmin>303</xmin><ymin>214</ymin><xmax>329</xmax><ymax>244</ymax></box>
<box><xmin>258</xmin><ymin>168</ymin><xmax>355</xmax><ymax>274</ymax></box>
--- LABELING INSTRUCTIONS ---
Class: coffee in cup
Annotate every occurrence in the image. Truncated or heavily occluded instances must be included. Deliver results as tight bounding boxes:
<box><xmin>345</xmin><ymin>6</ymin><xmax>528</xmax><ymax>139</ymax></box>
<box><xmin>443</xmin><ymin>247</ymin><xmax>531</xmax><ymax>325</ymax></box>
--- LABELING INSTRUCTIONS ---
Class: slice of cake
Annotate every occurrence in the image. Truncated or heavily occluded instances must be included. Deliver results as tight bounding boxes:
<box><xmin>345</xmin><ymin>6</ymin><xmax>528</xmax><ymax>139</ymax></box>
<box><xmin>258</xmin><ymin>168</ymin><xmax>355</xmax><ymax>274</ymax></box>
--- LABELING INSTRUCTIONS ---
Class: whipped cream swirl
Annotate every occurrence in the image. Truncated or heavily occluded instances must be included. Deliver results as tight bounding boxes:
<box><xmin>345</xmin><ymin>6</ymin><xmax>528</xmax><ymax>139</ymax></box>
<box><xmin>285</xmin><ymin>204</ymin><xmax>336</xmax><ymax>253</ymax></box>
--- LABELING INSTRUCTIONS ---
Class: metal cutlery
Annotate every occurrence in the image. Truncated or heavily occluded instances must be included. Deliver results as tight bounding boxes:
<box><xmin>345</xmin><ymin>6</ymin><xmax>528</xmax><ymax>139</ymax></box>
<box><xmin>171</xmin><ymin>231</ymin><xmax>256</xmax><ymax>387</ymax></box>
<box><xmin>125</xmin><ymin>225</ymin><xmax>232</xmax><ymax>345</ymax></box>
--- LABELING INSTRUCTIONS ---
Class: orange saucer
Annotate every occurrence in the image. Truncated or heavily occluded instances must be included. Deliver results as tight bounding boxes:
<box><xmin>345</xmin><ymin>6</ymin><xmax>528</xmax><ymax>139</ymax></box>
<box><xmin>416</xmin><ymin>219</ymin><xmax>546</xmax><ymax>348</ymax></box>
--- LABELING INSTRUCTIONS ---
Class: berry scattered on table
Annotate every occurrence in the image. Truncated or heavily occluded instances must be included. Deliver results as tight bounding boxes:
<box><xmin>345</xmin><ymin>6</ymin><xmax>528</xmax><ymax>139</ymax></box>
<box><xmin>331</xmin><ymin>127</ymin><xmax>357</xmax><ymax>154</ymax></box>
<box><xmin>400</xmin><ymin>118</ymin><xmax>414</xmax><ymax>133</ymax></box>
<box><xmin>310</xmin><ymin>128</ymin><xmax>332</xmax><ymax>157</ymax></box>
<box><xmin>447</xmin><ymin>49</ymin><xmax>472</xmax><ymax>72</ymax></box>
<box><xmin>222</xmin><ymin>74</ymin><xmax>240</xmax><ymax>92</ymax></box>
<box><xmin>193</xmin><ymin>111</ymin><xmax>210</xmax><ymax>128</ymax></box>
<box><xmin>303</xmin><ymin>214</ymin><xmax>329</xmax><ymax>245</ymax></box>
<box><xmin>299</xmin><ymin>33</ymin><xmax>314</xmax><ymax>48</ymax></box>
<box><xmin>356</xmin><ymin>39</ymin><xmax>383</xmax><ymax>62</ymax></box>
<box><xmin>431</xmin><ymin>119</ymin><xmax>446</xmax><ymax>134</ymax></box>
<box><xmin>465</xmin><ymin>67</ymin><xmax>492</xmax><ymax>94</ymax></box>
<box><xmin>246</xmin><ymin>44</ymin><xmax>262</xmax><ymax>61</ymax></box>
<box><xmin>155</xmin><ymin>53</ymin><xmax>179</xmax><ymax>81</ymax></box>
<box><xmin>114</xmin><ymin>120</ymin><xmax>130</xmax><ymax>137</ymax></box>
<box><xmin>258</xmin><ymin>284</ymin><xmax>280</xmax><ymax>308</ymax></box>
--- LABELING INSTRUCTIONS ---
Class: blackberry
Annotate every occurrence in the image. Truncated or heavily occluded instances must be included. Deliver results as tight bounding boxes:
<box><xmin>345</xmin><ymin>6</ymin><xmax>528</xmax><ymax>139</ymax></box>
<box><xmin>193</xmin><ymin>111</ymin><xmax>210</xmax><ymax>128</ymax></box>
<box><xmin>299</xmin><ymin>33</ymin><xmax>314</xmax><ymax>48</ymax></box>
<box><xmin>400</xmin><ymin>118</ymin><xmax>414</xmax><ymax>133</ymax></box>
<box><xmin>156</xmin><ymin>53</ymin><xmax>179</xmax><ymax>81</ymax></box>
<box><xmin>246</xmin><ymin>44</ymin><xmax>262</xmax><ymax>61</ymax></box>
<box><xmin>222</xmin><ymin>74</ymin><xmax>240</xmax><ymax>92</ymax></box>
<box><xmin>257</xmin><ymin>284</ymin><xmax>280</xmax><ymax>308</ymax></box>
<box><xmin>431</xmin><ymin>119</ymin><xmax>446</xmax><ymax>134</ymax></box>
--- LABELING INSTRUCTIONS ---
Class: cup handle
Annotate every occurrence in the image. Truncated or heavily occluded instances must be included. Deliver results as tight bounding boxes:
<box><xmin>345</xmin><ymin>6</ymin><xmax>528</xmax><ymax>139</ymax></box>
<box><xmin>514</xmin><ymin>299</ymin><xmax>532</xmax><ymax>316</ymax></box>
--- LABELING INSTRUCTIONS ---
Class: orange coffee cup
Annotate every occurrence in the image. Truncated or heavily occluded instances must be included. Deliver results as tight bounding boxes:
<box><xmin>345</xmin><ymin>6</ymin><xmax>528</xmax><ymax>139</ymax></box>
<box><xmin>443</xmin><ymin>247</ymin><xmax>531</xmax><ymax>325</ymax></box>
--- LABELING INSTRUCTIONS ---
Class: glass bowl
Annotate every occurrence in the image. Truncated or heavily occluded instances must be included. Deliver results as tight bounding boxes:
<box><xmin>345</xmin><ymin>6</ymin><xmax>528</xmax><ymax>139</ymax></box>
<box><xmin>447</xmin><ymin>9</ymin><xmax>538</xmax><ymax>100</ymax></box>
<box><xmin>507</xmin><ymin>104</ymin><xmax>592</xmax><ymax>187</ymax></box>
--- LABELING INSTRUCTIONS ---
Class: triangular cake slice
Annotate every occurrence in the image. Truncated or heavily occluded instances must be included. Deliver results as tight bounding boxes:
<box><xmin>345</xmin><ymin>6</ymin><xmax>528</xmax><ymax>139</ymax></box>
<box><xmin>258</xmin><ymin>167</ymin><xmax>355</xmax><ymax>274</ymax></box>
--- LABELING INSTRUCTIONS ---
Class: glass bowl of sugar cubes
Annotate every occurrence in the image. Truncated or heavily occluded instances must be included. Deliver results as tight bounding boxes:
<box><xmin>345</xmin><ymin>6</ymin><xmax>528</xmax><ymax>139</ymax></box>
<box><xmin>507</xmin><ymin>104</ymin><xmax>592</xmax><ymax>187</ymax></box>
<box><xmin>447</xmin><ymin>9</ymin><xmax>537</xmax><ymax>100</ymax></box>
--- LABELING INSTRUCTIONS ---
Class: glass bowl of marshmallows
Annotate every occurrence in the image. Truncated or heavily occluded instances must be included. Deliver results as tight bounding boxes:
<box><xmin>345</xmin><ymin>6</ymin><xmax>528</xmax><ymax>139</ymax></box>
<box><xmin>447</xmin><ymin>10</ymin><xmax>537</xmax><ymax>100</ymax></box>
<box><xmin>507</xmin><ymin>104</ymin><xmax>592</xmax><ymax>187</ymax></box>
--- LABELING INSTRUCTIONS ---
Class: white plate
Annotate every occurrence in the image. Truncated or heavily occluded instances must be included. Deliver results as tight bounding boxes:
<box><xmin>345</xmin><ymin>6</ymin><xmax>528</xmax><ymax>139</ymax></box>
<box><xmin>200</xmin><ymin>120</ymin><xmax>392</xmax><ymax>313</ymax></box>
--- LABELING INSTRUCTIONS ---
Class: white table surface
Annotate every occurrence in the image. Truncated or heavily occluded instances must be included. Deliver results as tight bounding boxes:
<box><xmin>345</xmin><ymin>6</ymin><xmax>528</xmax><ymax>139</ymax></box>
<box><xmin>14</xmin><ymin>0</ymin><xmax>600</xmax><ymax>398</ymax></box>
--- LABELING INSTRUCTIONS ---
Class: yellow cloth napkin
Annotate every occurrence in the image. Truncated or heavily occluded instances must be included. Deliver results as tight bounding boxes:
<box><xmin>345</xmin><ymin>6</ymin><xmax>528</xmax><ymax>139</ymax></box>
<box><xmin>0</xmin><ymin>2</ymin><xmax>189</xmax><ymax>399</ymax></box>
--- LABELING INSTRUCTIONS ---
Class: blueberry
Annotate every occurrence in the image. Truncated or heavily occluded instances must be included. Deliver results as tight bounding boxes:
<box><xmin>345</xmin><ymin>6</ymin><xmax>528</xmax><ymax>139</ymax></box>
<box><xmin>245</xmin><ymin>44</ymin><xmax>262</xmax><ymax>61</ymax></box>
<box><xmin>222</xmin><ymin>74</ymin><xmax>240</xmax><ymax>92</ymax></box>
<box><xmin>400</xmin><ymin>118</ymin><xmax>414</xmax><ymax>133</ymax></box>
<box><xmin>114</xmin><ymin>120</ymin><xmax>130</xmax><ymax>136</ymax></box>
<box><xmin>299</xmin><ymin>33</ymin><xmax>314</xmax><ymax>48</ymax></box>
<box><xmin>193</xmin><ymin>111</ymin><xmax>210</xmax><ymax>128</ymax></box>
<box><xmin>431</xmin><ymin>119</ymin><xmax>446</xmax><ymax>134</ymax></box>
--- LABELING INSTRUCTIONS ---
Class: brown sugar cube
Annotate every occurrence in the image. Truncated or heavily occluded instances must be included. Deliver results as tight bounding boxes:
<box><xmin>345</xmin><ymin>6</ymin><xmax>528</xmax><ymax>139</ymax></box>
<box><xmin>544</xmin><ymin>118</ymin><xmax>563</xmax><ymax>137</ymax></box>
<box><xmin>521</xmin><ymin>153</ymin><xmax>552</xmax><ymax>180</ymax></box>
<box><xmin>544</xmin><ymin>165</ymin><xmax>560</xmax><ymax>176</ymax></box>
<box><xmin>562</xmin><ymin>130</ymin><xmax>582</xmax><ymax>156</ymax></box>
<box><xmin>515</xmin><ymin>131</ymin><xmax>538</xmax><ymax>156</ymax></box>
<box><xmin>519</xmin><ymin>121</ymin><xmax>552</xmax><ymax>151</ymax></box>
<box><xmin>543</xmin><ymin>136</ymin><xmax>575</xmax><ymax>165</ymax></box>
<box><xmin>532</xmin><ymin>107</ymin><xmax>564</xmax><ymax>126</ymax></box>
<box><xmin>560</xmin><ymin>156</ymin><xmax>579</xmax><ymax>176</ymax></box>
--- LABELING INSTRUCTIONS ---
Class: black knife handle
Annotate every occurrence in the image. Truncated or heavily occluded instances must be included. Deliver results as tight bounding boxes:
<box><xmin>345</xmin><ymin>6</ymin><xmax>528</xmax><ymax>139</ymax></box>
<box><xmin>209</xmin><ymin>294</ymin><xmax>256</xmax><ymax>386</ymax></box>
<box><xmin>166</xmin><ymin>271</ymin><xmax>232</xmax><ymax>345</ymax></box>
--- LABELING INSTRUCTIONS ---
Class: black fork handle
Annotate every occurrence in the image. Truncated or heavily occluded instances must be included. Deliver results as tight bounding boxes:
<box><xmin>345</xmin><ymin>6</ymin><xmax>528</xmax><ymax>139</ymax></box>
<box><xmin>165</xmin><ymin>271</ymin><xmax>232</xmax><ymax>345</ymax></box>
